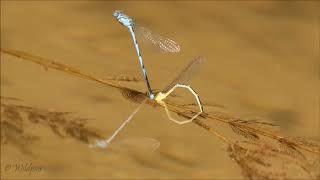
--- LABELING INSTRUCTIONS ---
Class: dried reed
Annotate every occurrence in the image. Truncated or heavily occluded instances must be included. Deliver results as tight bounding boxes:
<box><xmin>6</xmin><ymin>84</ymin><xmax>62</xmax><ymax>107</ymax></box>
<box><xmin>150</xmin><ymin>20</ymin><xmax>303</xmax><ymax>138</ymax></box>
<box><xmin>1</xmin><ymin>48</ymin><xmax>319</xmax><ymax>179</ymax></box>
<box><xmin>1</xmin><ymin>96</ymin><xmax>103</xmax><ymax>155</ymax></box>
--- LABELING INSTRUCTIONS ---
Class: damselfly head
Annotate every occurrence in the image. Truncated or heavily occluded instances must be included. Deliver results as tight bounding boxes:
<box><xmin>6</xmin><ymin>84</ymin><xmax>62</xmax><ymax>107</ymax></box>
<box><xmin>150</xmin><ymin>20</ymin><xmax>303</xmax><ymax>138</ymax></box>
<box><xmin>112</xmin><ymin>10</ymin><xmax>133</xmax><ymax>27</ymax></box>
<box><xmin>112</xmin><ymin>10</ymin><xmax>122</xmax><ymax>18</ymax></box>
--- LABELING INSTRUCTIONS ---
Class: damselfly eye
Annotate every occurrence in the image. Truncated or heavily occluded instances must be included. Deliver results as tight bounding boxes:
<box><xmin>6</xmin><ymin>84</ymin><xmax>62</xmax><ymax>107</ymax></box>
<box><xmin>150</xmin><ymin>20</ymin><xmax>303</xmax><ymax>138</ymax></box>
<box><xmin>112</xmin><ymin>10</ymin><xmax>122</xmax><ymax>18</ymax></box>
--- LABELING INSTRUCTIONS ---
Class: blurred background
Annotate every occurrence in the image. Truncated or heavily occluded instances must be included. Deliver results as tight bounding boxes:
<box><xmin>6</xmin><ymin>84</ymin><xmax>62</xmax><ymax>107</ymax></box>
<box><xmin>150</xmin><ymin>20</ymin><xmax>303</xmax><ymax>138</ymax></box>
<box><xmin>1</xmin><ymin>1</ymin><xmax>319</xmax><ymax>179</ymax></box>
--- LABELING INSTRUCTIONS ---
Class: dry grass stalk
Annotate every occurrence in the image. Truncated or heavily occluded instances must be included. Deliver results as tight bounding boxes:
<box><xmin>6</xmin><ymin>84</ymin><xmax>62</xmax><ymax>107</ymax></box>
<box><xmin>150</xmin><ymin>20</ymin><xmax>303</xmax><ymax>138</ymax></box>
<box><xmin>1</xmin><ymin>48</ymin><xmax>319</xmax><ymax>179</ymax></box>
<box><xmin>1</xmin><ymin>96</ymin><xmax>103</xmax><ymax>155</ymax></box>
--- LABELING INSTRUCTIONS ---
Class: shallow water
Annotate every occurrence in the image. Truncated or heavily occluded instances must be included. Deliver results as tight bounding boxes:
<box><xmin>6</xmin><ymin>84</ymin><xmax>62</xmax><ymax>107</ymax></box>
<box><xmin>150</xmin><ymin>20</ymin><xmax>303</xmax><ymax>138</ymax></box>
<box><xmin>1</xmin><ymin>1</ymin><xmax>319</xmax><ymax>179</ymax></box>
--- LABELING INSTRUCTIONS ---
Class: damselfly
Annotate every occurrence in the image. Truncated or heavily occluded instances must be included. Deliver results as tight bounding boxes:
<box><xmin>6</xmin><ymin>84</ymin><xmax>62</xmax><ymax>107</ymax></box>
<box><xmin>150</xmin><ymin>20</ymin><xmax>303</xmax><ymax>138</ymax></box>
<box><xmin>113</xmin><ymin>10</ymin><xmax>180</xmax><ymax>100</ymax></box>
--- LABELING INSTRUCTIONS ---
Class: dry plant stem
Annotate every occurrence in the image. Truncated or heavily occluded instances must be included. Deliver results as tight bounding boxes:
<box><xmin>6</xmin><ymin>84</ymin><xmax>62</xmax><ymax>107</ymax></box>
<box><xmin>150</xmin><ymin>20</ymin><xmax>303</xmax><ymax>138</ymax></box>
<box><xmin>2</xmin><ymin>48</ymin><xmax>319</xmax><ymax>180</ymax></box>
<box><xmin>193</xmin><ymin>119</ymin><xmax>234</xmax><ymax>145</ymax></box>
<box><xmin>164</xmin><ymin>99</ymin><xmax>320</xmax><ymax>155</ymax></box>
<box><xmin>1</xmin><ymin>96</ymin><xmax>103</xmax><ymax>150</ymax></box>
<box><xmin>206</xmin><ymin>114</ymin><xmax>320</xmax><ymax>154</ymax></box>
<box><xmin>0</xmin><ymin>48</ymin><xmax>121</xmax><ymax>89</ymax></box>
<box><xmin>165</xmin><ymin>99</ymin><xmax>319</xmax><ymax>154</ymax></box>
<box><xmin>1</xmin><ymin>48</ymin><xmax>319</xmax><ymax>156</ymax></box>
<box><xmin>3</xmin><ymin>96</ymin><xmax>318</xmax><ymax>179</ymax></box>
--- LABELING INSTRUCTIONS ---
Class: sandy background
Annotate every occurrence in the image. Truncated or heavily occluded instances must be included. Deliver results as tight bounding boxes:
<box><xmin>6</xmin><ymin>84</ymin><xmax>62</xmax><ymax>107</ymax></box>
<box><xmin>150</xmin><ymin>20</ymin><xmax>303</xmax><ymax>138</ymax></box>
<box><xmin>1</xmin><ymin>1</ymin><xmax>319</xmax><ymax>179</ymax></box>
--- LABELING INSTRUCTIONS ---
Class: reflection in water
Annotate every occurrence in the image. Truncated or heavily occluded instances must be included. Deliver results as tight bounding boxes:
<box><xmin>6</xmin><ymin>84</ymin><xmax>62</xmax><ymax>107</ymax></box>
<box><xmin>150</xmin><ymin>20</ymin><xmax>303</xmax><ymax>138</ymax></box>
<box><xmin>116</xmin><ymin>137</ymin><xmax>160</xmax><ymax>152</ymax></box>
<box><xmin>1</xmin><ymin>96</ymin><xmax>103</xmax><ymax>153</ymax></box>
<box><xmin>1</xmin><ymin>96</ymin><xmax>160</xmax><ymax>152</ymax></box>
<box><xmin>267</xmin><ymin>109</ymin><xmax>300</xmax><ymax>128</ymax></box>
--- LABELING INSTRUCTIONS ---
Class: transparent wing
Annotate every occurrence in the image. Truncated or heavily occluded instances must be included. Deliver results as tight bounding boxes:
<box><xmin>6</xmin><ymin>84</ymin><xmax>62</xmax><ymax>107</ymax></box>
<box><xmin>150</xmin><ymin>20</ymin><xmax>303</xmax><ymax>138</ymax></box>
<box><xmin>135</xmin><ymin>25</ymin><xmax>181</xmax><ymax>53</ymax></box>
<box><xmin>162</xmin><ymin>56</ymin><xmax>205</xmax><ymax>93</ymax></box>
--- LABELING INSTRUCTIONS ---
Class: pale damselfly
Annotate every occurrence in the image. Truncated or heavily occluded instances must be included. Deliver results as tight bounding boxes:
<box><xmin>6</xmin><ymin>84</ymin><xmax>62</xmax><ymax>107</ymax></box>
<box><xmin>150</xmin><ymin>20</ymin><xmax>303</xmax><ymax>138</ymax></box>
<box><xmin>112</xmin><ymin>10</ymin><xmax>180</xmax><ymax>100</ymax></box>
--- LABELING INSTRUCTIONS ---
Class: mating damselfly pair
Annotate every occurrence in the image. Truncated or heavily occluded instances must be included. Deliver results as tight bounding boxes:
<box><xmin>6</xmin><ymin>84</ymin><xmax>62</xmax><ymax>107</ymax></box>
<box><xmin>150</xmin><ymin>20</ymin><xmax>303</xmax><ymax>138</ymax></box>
<box><xmin>2</xmin><ymin>9</ymin><xmax>319</xmax><ymax>179</ymax></box>
<box><xmin>90</xmin><ymin>10</ymin><xmax>204</xmax><ymax>148</ymax></box>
